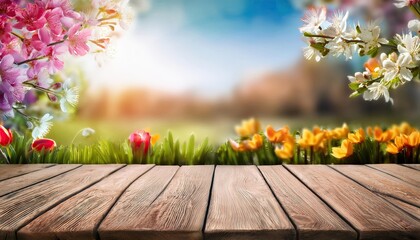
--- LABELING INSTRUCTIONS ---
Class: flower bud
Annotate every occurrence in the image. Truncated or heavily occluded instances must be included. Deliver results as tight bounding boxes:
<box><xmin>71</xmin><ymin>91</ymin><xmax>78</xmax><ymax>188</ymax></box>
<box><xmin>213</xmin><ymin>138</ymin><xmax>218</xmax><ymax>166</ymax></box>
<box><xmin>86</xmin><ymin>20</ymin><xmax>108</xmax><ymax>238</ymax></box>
<box><xmin>32</xmin><ymin>138</ymin><xmax>56</xmax><ymax>152</ymax></box>
<box><xmin>0</xmin><ymin>125</ymin><xmax>13</xmax><ymax>146</ymax></box>
<box><xmin>128</xmin><ymin>130</ymin><xmax>151</xmax><ymax>154</ymax></box>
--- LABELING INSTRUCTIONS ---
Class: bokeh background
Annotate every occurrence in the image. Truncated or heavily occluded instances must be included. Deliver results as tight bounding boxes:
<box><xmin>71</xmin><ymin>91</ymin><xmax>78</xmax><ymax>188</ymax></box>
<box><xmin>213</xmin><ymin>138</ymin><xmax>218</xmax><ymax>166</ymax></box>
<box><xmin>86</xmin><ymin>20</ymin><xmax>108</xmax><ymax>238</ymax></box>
<box><xmin>48</xmin><ymin>0</ymin><xmax>420</xmax><ymax>145</ymax></box>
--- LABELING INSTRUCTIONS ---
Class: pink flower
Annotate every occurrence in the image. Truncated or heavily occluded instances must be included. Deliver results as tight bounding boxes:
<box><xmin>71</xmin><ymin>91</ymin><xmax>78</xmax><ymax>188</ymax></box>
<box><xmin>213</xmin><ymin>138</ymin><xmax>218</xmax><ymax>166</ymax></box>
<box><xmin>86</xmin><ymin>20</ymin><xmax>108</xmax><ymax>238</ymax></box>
<box><xmin>129</xmin><ymin>130</ymin><xmax>152</xmax><ymax>154</ymax></box>
<box><xmin>0</xmin><ymin>16</ymin><xmax>12</xmax><ymax>44</ymax></box>
<box><xmin>66</xmin><ymin>25</ymin><xmax>91</xmax><ymax>56</ymax></box>
<box><xmin>14</xmin><ymin>3</ymin><xmax>47</xmax><ymax>31</ymax></box>
<box><xmin>0</xmin><ymin>0</ymin><xmax>18</xmax><ymax>17</ymax></box>
<box><xmin>45</xmin><ymin>8</ymin><xmax>63</xmax><ymax>36</ymax></box>
<box><xmin>0</xmin><ymin>54</ymin><xmax>25</xmax><ymax>112</ymax></box>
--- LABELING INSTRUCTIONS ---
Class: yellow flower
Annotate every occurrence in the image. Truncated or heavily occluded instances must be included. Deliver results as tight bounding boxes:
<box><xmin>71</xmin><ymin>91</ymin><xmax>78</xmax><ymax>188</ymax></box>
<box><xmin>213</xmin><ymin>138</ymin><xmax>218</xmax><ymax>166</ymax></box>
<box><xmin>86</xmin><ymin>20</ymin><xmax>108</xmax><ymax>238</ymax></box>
<box><xmin>229</xmin><ymin>134</ymin><xmax>263</xmax><ymax>152</ymax></box>
<box><xmin>328</xmin><ymin>123</ymin><xmax>349</xmax><ymax>140</ymax></box>
<box><xmin>275</xmin><ymin>141</ymin><xmax>294</xmax><ymax>160</ymax></box>
<box><xmin>235</xmin><ymin>118</ymin><xmax>261</xmax><ymax>138</ymax></box>
<box><xmin>298</xmin><ymin>129</ymin><xmax>326</xmax><ymax>149</ymax></box>
<box><xmin>266</xmin><ymin>125</ymin><xmax>292</xmax><ymax>143</ymax></box>
<box><xmin>403</xmin><ymin>131</ymin><xmax>420</xmax><ymax>148</ymax></box>
<box><xmin>399</xmin><ymin>122</ymin><xmax>416</xmax><ymax>135</ymax></box>
<box><xmin>151</xmin><ymin>134</ymin><xmax>160</xmax><ymax>145</ymax></box>
<box><xmin>386</xmin><ymin>135</ymin><xmax>405</xmax><ymax>154</ymax></box>
<box><xmin>331</xmin><ymin>139</ymin><xmax>354</xmax><ymax>159</ymax></box>
<box><xmin>348</xmin><ymin>128</ymin><xmax>365</xmax><ymax>144</ymax></box>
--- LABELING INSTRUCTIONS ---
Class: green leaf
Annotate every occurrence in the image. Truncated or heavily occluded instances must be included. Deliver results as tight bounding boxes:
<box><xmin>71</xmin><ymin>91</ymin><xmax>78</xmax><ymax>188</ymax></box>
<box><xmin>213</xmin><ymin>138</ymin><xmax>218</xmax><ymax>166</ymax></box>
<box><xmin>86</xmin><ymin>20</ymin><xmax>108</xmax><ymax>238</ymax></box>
<box><xmin>348</xmin><ymin>82</ymin><xmax>360</xmax><ymax>91</ymax></box>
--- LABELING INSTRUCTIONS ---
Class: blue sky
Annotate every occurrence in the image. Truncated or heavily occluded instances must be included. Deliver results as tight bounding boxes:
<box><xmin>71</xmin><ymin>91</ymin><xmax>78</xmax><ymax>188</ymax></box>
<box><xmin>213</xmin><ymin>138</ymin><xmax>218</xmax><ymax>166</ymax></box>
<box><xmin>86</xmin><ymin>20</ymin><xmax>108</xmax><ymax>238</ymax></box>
<box><xmin>87</xmin><ymin>0</ymin><xmax>305</xmax><ymax>97</ymax></box>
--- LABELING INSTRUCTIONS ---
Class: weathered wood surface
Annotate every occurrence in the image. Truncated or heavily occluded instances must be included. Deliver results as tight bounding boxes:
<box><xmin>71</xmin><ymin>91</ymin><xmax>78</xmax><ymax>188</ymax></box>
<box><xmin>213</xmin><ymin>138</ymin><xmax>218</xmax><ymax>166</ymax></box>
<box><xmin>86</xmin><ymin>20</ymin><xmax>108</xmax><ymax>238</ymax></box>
<box><xmin>404</xmin><ymin>164</ymin><xmax>420</xmax><ymax>171</ymax></box>
<box><xmin>333</xmin><ymin>165</ymin><xmax>420</xmax><ymax>207</ymax></box>
<box><xmin>286</xmin><ymin>165</ymin><xmax>420</xmax><ymax>240</ymax></box>
<box><xmin>0</xmin><ymin>164</ymin><xmax>54</xmax><ymax>181</ymax></box>
<box><xmin>0</xmin><ymin>164</ymin><xmax>80</xmax><ymax>197</ymax></box>
<box><xmin>380</xmin><ymin>195</ymin><xmax>420</xmax><ymax>220</ymax></box>
<box><xmin>0</xmin><ymin>164</ymin><xmax>123</xmax><ymax>240</ymax></box>
<box><xmin>18</xmin><ymin>165</ymin><xmax>153</xmax><ymax>240</ymax></box>
<box><xmin>259</xmin><ymin>165</ymin><xmax>357</xmax><ymax>240</ymax></box>
<box><xmin>100</xmin><ymin>165</ymin><xmax>213</xmax><ymax>240</ymax></box>
<box><xmin>205</xmin><ymin>165</ymin><xmax>295</xmax><ymax>240</ymax></box>
<box><xmin>0</xmin><ymin>164</ymin><xmax>419</xmax><ymax>240</ymax></box>
<box><xmin>368</xmin><ymin>164</ymin><xmax>420</xmax><ymax>186</ymax></box>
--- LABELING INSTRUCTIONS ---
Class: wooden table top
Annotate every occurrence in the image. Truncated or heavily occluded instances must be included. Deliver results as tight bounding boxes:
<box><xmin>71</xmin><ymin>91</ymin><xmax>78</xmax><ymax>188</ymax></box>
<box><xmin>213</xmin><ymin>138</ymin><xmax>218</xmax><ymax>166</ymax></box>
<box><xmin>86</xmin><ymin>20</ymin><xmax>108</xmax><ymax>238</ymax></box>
<box><xmin>0</xmin><ymin>164</ymin><xmax>418</xmax><ymax>240</ymax></box>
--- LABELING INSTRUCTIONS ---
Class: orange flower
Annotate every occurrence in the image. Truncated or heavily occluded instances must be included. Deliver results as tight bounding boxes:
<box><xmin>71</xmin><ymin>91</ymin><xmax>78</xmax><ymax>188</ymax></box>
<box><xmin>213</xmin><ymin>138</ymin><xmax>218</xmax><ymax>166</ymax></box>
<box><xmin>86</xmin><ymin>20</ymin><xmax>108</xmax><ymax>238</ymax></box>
<box><xmin>402</xmin><ymin>131</ymin><xmax>420</xmax><ymax>148</ymax></box>
<box><xmin>266</xmin><ymin>125</ymin><xmax>291</xmax><ymax>143</ymax></box>
<box><xmin>298</xmin><ymin>129</ymin><xmax>326</xmax><ymax>149</ymax></box>
<box><xmin>235</xmin><ymin>118</ymin><xmax>261</xmax><ymax>138</ymax></box>
<box><xmin>331</xmin><ymin>139</ymin><xmax>353</xmax><ymax>159</ymax></box>
<box><xmin>364</xmin><ymin>58</ymin><xmax>381</xmax><ymax>78</ymax></box>
<box><xmin>373</xmin><ymin>127</ymin><xmax>395</xmax><ymax>142</ymax></box>
<box><xmin>386</xmin><ymin>136</ymin><xmax>405</xmax><ymax>154</ymax></box>
<box><xmin>0</xmin><ymin>125</ymin><xmax>13</xmax><ymax>147</ymax></box>
<box><xmin>229</xmin><ymin>134</ymin><xmax>263</xmax><ymax>152</ymax></box>
<box><xmin>348</xmin><ymin>128</ymin><xmax>365</xmax><ymax>144</ymax></box>
<box><xmin>275</xmin><ymin>141</ymin><xmax>294</xmax><ymax>160</ymax></box>
<box><xmin>32</xmin><ymin>138</ymin><xmax>56</xmax><ymax>152</ymax></box>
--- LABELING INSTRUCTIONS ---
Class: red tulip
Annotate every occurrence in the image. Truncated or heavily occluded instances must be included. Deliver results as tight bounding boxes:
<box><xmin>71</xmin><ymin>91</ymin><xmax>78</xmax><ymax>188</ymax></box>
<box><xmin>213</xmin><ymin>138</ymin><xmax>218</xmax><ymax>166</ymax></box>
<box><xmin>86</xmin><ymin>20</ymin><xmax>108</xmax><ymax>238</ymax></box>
<box><xmin>129</xmin><ymin>130</ymin><xmax>151</xmax><ymax>154</ymax></box>
<box><xmin>32</xmin><ymin>138</ymin><xmax>56</xmax><ymax>152</ymax></box>
<box><xmin>0</xmin><ymin>125</ymin><xmax>13</xmax><ymax>146</ymax></box>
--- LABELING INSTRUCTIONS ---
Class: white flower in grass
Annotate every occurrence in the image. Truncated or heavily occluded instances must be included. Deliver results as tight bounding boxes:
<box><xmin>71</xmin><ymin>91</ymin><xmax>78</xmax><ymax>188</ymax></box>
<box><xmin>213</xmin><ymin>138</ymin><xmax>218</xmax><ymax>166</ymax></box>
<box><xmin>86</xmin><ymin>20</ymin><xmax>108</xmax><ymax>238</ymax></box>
<box><xmin>363</xmin><ymin>82</ymin><xmax>393</xmax><ymax>104</ymax></box>
<box><xmin>60</xmin><ymin>79</ymin><xmax>79</xmax><ymax>113</ymax></box>
<box><xmin>381</xmin><ymin>52</ymin><xmax>415</xmax><ymax>83</ymax></box>
<box><xmin>394</xmin><ymin>0</ymin><xmax>411</xmax><ymax>8</ymax></box>
<box><xmin>396</xmin><ymin>33</ymin><xmax>420</xmax><ymax>61</ymax></box>
<box><xmin>408</xmin><ymin>19</ymin><xmax>420</xmax><ymax>34</ymax></box>
<box><xmin>81</xmin><ymin>128</ymin><xmax>95</xmax><ymax>137</ymax></box>
<box><xmin>32</xmin><ymin>114</ymin><xmax>53</xmax><ymax>139</ymax></box>
<box><xmin>299</xmin><ymin>7</ymin><xmax>327</xmax><ymax>33</ymax></box>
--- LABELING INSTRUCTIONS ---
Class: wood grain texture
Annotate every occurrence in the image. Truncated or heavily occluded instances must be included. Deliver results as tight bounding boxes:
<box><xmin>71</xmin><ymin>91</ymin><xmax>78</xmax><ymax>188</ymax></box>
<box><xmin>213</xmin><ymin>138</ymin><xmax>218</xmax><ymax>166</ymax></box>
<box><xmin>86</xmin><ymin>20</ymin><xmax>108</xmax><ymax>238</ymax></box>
<box><xmin>286</xmin><ymin>165</ymin><xmax>420</xmax><ymax>240</ymax></box>
<box><xmin>259</xmin><ymin>165</ymin><xmax>357</xmax><ymax>240</ymax></box>
<box><xmin>0</xmin><ymin>164</ymin><xmax>80</xmax><ymax>197</ymax></box>
<box><xmin>18</xmin><ymin>165</ymin><xmax>154</xmax><ymax>240</ymax></box>
<box><xmin>332</xmin><ymin>165</ymin><xmax>420</xmax><ymax>207</ymax></box>
<box><xmin>0</xmin><ymin>164</ymin><xmax>123</xmax><ymax>240</ymax></box>
<box><xmin>0</xmin><ymin>164</ymin><xmax>54</xmax><ymax>181</ymax></box>
<box><xmin>404</xmin><ymin>164</ymin><xmax>420</xmax><ymax>171</ymax></box>
<box><xmin>380</xmin><ymin>195</ymin><xmax>420</xmax><ymax>220</ymax></box>
<box><xmin>368</xmin><ymin>164</ymin><xmax>420</xmax><ymax>186</ymax></box>
<box><xmin>205</xmin><ymin>165</ymin><xmax>295</xmax><ymax>240</ymax></box>
<box><xmin>98</xmin><ymin>166</ymin><xmax>180</xmax><ymax>240</ymax></box>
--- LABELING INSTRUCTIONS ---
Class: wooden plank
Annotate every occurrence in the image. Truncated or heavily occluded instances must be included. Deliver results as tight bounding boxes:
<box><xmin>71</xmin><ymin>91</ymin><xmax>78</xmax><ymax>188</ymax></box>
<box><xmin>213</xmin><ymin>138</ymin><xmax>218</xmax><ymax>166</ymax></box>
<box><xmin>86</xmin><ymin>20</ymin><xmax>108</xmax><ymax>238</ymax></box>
<box><xmin>332</xmin><ymin>165</ymin><xmax>420</xmax><ymax>207</ymax></box>
<box><xmin>286</xmin><ymin>165</ymin><xmax>420</xmax><ymax>240</ymax></box>
<box><xmin>380</xmin><ymin>195</ymin><xmax>420</xmax><ymax>220</ymax></box>
<box><xmin>0</xmin><ymin>164</ymin><xmax>54</xmax><ymax>181</ymax></box>
<box><xmin>205</xmin><ymin>165</ymin><xmax>295</xmax><ymax>240</ymax></box>
<box><xmin>404</xmin><ymin>164</ymin><xmax>420</xmax><ymax>171</ymax></box>
<box><xmin>0</xmin><ymin>164</ymin><xmax>123</xmax><ymax>240</ymax></box>
<box><xmin>259</xmin><ymin>165</ymin><xmax>357</xmax><ymax>240</ymax></box>
<box><xmin>98</xmin><ymin>166</ymin><xmax>180</xmax><ymax>240</ymax></box>
<box><xmin>0</xmin><ymin>165</ymin><xmax>80</xmax><ymax>197</ymax></box>
<box><xmin>18</xmin><ymin>165</ymin><xmax>154</xmax><ymax>240</ymax></box>
<box><xmin>368</xmin><ymin>164</ymin><xmax>420</xmax><ymax>186</ymax></box>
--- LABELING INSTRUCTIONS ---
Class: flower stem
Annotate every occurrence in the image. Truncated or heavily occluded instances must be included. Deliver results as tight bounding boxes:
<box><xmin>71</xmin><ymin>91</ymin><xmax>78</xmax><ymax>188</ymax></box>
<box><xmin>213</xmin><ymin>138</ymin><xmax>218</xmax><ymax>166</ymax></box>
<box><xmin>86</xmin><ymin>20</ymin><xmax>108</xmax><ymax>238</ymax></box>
<box><xmin>47</xmin><ymin>39</ymin><xmax>65</xmax><ymax>47</ymax></box>
<box><xmin>11</xmin><ymin>32</ymin><xmax>24</xmax><ymax>41</ymax></box>
<box><xmin>17</xmin><ymin>56</ymin><xmax>47</xmax><ymax>65</ymax></box>
<box><xmin>23</xmin><ymin>82</ymin><xmax>59</xmax><ymax>96</ymax></box>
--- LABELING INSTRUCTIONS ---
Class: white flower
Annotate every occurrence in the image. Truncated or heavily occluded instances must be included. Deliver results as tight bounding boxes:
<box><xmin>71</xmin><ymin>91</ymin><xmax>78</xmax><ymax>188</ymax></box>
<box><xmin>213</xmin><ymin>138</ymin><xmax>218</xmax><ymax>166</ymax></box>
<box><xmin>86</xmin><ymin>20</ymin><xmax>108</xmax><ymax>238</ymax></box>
<box><xmin>408</xmin><ymin>19</ymin><xmax>420</xmax><ymax>34</ymax></box>
<box><xmin>32</xmin><ymin>113</ymin><xmax>53</xmax><ymax>139</ymax></box>
<box><xmin>394</xmin><ymin>0</ymin><xmax>411</xmax><ymax>8</ymax></box>
<box><xmin>358</xmin><ymin>22</ymin><xmax>388</xmax><ymax>54</ymax></box>
<box><xmin>81</xmin><ymin>128</ymin><xmax>95</xmax><ymax>137</ymax></box>
<box><xmin>348</xmin><ymin>71</ymin><xmax>370</xmax><ymax>83</ymax></box>
<box><xmin>363</xmin><ymin>82</ymin><xmax>393</xmax><ymax>104</ymax></box>
<box><xmin>303</xmin><ymin>38</ymin><xmax>323</xmax><ymax>62</ymax></box>
<box><xmin>396</xmin><ymin>32</ymin><xmax>420</xmax><ymax>61</ymax></box>
<box><xmin>60</xmin><ymin>79</ymin><xmax>79</xmax><ymax>113</ymax></box>
<box><xmin>382</xmin><ymin>52</ymin><xmax>414</xmax><ymax>83</ymax></box>
<box><xmin>325</xmin><ymin>38</ymin><xmax>353</xmax><ymax>60</ymax></box>
<box><xmin>323</xmin><ymin>11</ymin><xmax>349</xmax><ymax>37</ymax></box>
<box><xmin>299</xmin><ymin>7</ymin><xmax>327</xmax><ymax>33</ymax></box>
